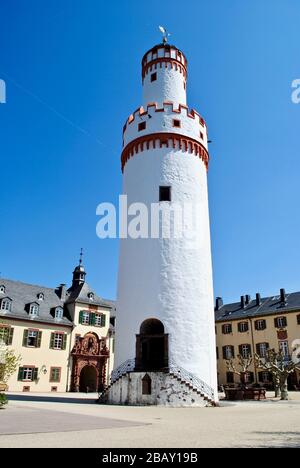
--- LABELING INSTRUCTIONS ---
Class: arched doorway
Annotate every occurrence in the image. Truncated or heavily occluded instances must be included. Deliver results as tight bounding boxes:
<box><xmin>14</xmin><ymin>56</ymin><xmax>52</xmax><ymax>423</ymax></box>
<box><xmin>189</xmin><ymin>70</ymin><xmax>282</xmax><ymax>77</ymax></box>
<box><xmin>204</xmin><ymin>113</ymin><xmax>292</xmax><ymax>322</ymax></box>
<box><xmin>79</xmin><ymin>365</ymin><xmax>98</xmax><ymax>392</ymax></box>
<box><xmin>135</xmin><ymin>318</ymin><xmax>168</xmax><ymax>371</ymax></box>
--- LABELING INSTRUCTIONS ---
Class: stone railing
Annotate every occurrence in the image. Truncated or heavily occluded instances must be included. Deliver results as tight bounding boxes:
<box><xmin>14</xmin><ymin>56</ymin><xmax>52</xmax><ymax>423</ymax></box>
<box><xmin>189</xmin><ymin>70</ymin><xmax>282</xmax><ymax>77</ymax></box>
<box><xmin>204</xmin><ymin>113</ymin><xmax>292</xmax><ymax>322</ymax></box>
<box><xmin>169</xmin><ymin>360</ymin><xmax>215</xmax><ymax>402</ymax></box>
<box><xmin>110</xmin><ymin>358</ymin><xmax>135</xmax><ymax>384</ymax></box>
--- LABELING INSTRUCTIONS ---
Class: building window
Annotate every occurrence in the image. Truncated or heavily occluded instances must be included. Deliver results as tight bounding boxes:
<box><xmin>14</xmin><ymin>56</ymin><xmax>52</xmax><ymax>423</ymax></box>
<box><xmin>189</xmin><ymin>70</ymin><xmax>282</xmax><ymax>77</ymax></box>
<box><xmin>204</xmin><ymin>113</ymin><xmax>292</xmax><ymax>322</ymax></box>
<box><xmin>55</xmin><ymin>307</ymin><xmax>63</xmax><ymax>320</ymax></box>
<box><xmin>258</xmin><ymin>371</ymin><xmax>272</xmax><ymax>383</ymax></box>
<box><xmin>239</xmin><ymin>344</ymin><xmax>251</xmax><ymax>358</ymax></box>
<box><xmin>142</xmin><ymin>374</ymin><xmax>152</xmax><ymax>395</ymax></box>
<box><xmin>223</xmin><ymin>345</ymin><xmax>234</xmax><ymax>360</ymax></box>
<box><xmin>79</xmin><ymin>311</ymin><xmax>90</xmax><ymax>325</ymax></box>
<box><xmin>150</xmin><ymin>72</ymin><xmax>157</xmax><ymax>82</ymax></box>
<box><xmin>222</xmin><ymin>324</ymin><xmax>232</xmax><ymax>335</ymax></box>
<box><xmin>244</xmin><ymin>372</ymin><xmax>254</xmax><ymax>384</ymax></box>
<box><xmin>95</xmin><ymin>314</ymin><xmax>106</xmax><ymax>327</ymax></box>
<box><xmin>200</xmin><ymin>131</ymin><xmax>204</xmax><ymax>140</ymax></box>
<box><xmin>18</xmin><ymin>367</ymin><xmax>38</xmax><ymax>382</ymax></box>
<box><xmin>50</xmin><ymin>332</ymin><xmax>67</xmax><ymax>350</ymax></box>
<box><xmin>226</xmin><ymin>372</ymin><xmax>234</xmax><ymax>384</ymax></box>
<box><xmin>238</xmin><ymin>322</ymin><xmax>249</xmax><ymax>333</ymax></box>
<box><xmin>23</xmin><ymin>329</ymin><xmax>42</xmax><ymax>348</ymax></box>
<box><xmin>256</xmin><ymin>342</ymin><xmax>269</xmax><ymax>358</ymax></box>
<box><xmin>173</xmin><ymin>119</ymin><xmax>181</xmax><ymax>128</ymax></box>
<box><xmin>29</xmin><ymin>303</ymin><xmax>39</xmax><ymax>317</ymax></box>
<box><xmin>159</xmin><ymin>186</ymin><xmax>171</xmax><ymax>202</ymax></box>
<box><xmin>88</xmin><ymin>292</ymin><xmax>94</xmax><ymax>301</ymax></box>
<box><xmin>1</xmin><ymin>298</ymin><xmax>12</xmax><ymax>311</ymax></box>
<box><xmin>279</xmin><ymin>340</ymin><xmax>289</xmax><ymax>358</ymax></box>
<box><xmin>0</xmin><ymin>285</ymin><xmax>5</xmax><ymax>294</ymax></box>
<box><xmin>37</xmin><ymin>293</ymin><xmax>44</xmax><ymax>301</ymax></box>
<box><xmin>255</xmin><ymin>319</ymin><xmax>267</xmax><ymax>331</ymax></box>
<box><xmin>0</xmin><ymin>326</ymin><xmax>14</xmax><ymax>345</ymax></box>
<box><xmin>50</xmin><ymin>367</ymin><xmax>61</xmax><ymax>383</ymax></box>
<box><xmin>275</xmin><ymin>316</ymin><xmax>287</xmax><ymax>328</ymax></box>
<box><xmin>138</xmin><ymin>121</ymin><xmax>146</xmax><ymax>132</ymax></box>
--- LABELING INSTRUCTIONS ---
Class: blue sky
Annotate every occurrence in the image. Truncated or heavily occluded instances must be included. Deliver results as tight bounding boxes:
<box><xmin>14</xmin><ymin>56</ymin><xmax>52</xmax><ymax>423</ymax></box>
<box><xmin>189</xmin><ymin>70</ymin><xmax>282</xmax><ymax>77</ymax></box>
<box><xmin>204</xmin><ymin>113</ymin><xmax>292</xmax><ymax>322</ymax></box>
<box><xmin>0</xmin><ymin>0</ymin><xmax>299</xmax><ymax>303</ymax></box>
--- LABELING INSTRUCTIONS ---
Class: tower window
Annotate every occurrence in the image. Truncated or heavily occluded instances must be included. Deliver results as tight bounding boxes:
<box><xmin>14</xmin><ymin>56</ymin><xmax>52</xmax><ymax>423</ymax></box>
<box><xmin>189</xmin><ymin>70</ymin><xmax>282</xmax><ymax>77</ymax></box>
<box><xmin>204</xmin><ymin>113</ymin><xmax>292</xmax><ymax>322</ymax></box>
<box><xmin>159</xmin><ymin>186</ymin><xmax>171</xmax><ymax>202</ymax></box>
<box><xmin>173</xmin><ymin>119</ymin><xmax>181</xmax><ymax>128</ymax></box>
<box><xmin>150</xmin><ymin>72</ymin><xmax>157</xmax><ymax>82</ymax></box>
<box><xmin>138</xmin><ymin>122</ymin><xmax>146</xmax><ymax>132</ymax></box>
<box><xmin>200</xmin><ymin>131</ymin><xmax>204</xmax><ymax>140</ymax></box>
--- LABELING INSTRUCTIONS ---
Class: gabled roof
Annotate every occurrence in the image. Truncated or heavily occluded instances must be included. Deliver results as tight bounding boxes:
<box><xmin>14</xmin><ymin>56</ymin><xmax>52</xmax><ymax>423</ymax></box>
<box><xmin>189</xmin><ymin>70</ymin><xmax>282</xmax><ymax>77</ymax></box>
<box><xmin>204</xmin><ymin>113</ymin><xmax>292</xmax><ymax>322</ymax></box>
<box><xmin>66</xmin><ymin>282</ymin><xmax>113</xmax><ymax>309</ymax></box>
<box><xmin>215</xmin><ymin>291</ymin><xmax>300</xmax><ymax>322</ymax></box>
<box><xmin>0</xmin><ymin>278</ymin><xmax>72</xmax><ymax>327</ymax></box>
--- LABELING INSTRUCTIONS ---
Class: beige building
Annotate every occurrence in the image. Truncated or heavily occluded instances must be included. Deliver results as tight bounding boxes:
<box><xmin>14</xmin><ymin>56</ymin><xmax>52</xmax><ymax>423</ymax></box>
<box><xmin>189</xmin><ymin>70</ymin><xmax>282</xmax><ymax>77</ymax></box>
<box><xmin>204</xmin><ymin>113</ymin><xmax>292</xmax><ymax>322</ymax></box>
<box><xmin>0</xmin><ymin>256</ymin><xmax>115</xmax><ymax>393</ymax></box>
<box><xmin>215</xmin><ymin>289</ymin><xmax>300</xmax><ymax>389</ymax></box>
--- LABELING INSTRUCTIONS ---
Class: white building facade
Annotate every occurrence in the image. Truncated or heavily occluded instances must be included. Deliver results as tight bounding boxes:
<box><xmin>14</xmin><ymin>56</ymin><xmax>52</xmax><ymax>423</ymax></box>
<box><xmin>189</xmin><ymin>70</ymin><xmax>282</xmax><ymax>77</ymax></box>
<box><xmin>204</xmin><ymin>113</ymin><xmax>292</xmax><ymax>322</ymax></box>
<box><xmin>107</xmin><ymin>42</ymin><xmax>218</xmax><ymax>406</ymax></box>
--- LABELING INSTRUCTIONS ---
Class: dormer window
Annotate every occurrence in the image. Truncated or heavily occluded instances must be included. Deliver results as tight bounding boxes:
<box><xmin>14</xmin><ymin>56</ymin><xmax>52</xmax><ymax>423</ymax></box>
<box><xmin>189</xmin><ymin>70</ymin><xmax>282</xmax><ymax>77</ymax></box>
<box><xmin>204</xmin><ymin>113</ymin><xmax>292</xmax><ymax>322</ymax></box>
<box><xmin>88</xmin><ymin>292</ymin><xmax>94</xmax><ymax>301</ymax></box>
<box><xmin>29</xmin><ymin>303</ymin><xmax>39</xmax><ymax>317</ymax></box>
<box><xmin>1</xmin><ymin>298</ymin><xmax>12</xmax><ymax>312</ymax></box>
<box><xmin>55</xmin><ymin>307</ymin><xmax>63</xmax><ymax>320</ymax></box>
<box><xmin>0</xmin><ymin>285</ymin><xmax>5</xmax><ymax>294</ymax></box>
<box><xmin>37</xmin><ymin>293</ymin><xmax>44</xmax><ymax>301</ymax></box>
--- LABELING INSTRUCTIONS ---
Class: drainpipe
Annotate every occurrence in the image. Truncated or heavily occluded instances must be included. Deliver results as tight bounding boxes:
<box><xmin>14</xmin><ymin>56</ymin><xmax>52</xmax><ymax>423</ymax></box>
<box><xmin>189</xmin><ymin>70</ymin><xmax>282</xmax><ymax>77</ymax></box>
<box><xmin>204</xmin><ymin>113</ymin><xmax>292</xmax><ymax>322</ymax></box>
<box><xmin>249</xmin><ymin>317</ymin><xmax>258</xmax><ymax>384</ymax></box>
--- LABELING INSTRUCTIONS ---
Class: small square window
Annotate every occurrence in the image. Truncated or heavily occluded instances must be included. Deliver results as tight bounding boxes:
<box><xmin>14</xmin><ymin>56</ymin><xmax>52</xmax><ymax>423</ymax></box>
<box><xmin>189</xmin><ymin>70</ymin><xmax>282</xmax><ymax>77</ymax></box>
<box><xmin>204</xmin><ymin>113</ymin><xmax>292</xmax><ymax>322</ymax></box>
<box><xmin>159</xmin><ymin>186</ymin><xmax>171</xmax><ymax>202</ymax></box>
<box><xmin>200</xmin><ymin>131</ymin><xmax>204</xmax><ymax>140</ymax></box>
<box><xmin>138</xmin><ymin>122</ymin><xmax>146</xmax><ymax>132</ymax></box>
<box><xmin>151</xmin><ymin>72</ymin><xmax>157</xmax><ymax>82</ymax></box>
<box><xmin>173</xmin><ymin>119</ymin><xmax>181</xmax><ymax>128</ymax></box>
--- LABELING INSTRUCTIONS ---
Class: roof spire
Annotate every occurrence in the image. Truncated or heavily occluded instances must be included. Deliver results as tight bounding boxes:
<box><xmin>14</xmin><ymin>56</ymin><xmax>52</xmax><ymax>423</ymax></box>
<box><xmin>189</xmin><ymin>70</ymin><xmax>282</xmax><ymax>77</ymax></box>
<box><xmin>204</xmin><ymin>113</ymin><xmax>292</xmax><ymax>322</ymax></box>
<box><xmin>79</xmin><ymin>247</ymin><xmax>83</xmax><ymax>265</ymax></box>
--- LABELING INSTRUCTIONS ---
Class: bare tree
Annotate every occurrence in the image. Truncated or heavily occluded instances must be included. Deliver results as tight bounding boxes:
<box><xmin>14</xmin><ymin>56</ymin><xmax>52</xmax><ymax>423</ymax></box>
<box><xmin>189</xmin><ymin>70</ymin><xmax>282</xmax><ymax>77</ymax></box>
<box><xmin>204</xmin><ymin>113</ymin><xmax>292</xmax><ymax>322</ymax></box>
<box><xmin>226</xmin><ymin>354</ymin><xmax>253</xmax><ymax>386</ymax></box>
<box><xmin>255</xmin><ymin>349</ymin><xmax>300</xmax><ymax>400</ymax></box>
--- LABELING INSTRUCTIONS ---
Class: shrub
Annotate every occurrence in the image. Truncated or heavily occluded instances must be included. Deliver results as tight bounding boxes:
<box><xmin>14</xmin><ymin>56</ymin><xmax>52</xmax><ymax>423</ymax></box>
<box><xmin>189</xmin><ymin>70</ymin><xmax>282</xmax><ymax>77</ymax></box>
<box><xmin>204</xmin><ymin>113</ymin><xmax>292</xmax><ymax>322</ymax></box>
<box><xmin>0</xmin><ymin>393</ymin><xmax>8</xmax><ymax>408</ymax></box>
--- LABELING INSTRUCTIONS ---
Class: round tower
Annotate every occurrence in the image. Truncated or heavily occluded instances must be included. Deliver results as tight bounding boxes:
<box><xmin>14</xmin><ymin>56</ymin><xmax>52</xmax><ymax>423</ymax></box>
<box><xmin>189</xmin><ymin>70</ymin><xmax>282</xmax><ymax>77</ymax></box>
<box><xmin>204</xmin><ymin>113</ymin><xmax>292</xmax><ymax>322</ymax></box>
<box><xmin>112</xmin><ymin>41</ymin><xmax>218</xmax><ymax>406</ymax></box>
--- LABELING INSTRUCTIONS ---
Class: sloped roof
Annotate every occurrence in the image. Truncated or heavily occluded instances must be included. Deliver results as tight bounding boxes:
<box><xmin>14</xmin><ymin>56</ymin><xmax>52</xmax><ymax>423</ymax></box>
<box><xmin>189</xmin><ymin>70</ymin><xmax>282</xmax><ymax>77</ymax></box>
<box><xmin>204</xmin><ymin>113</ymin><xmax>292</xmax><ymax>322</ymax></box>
<box><xmin>66</xmin><ymin>282</ymin><xmax>113</xmax><ymax>309</ymax></box>
<box><xmin>0</xmin><ymin>278</ymin><xmax>72</xmax><ymax>327</ymax></box>
<box><xmin>215</xmin><ymin>291</ymin><xmax>300</xmax><ymax>322</ymax></box>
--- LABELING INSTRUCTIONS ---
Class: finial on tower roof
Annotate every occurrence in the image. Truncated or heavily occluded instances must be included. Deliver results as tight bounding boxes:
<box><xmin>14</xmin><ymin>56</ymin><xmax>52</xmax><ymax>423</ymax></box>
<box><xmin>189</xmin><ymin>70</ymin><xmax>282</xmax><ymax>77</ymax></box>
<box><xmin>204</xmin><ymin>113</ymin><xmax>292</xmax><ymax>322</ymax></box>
<box><xmin>79</xmin><ymin>247</ymin><xmax>83</xmax><ymax>265</ymax></box>
<box><xmin>158</xmin><ymin>26</ymin><xmax>171</xmax><ymax>45</ymax></box>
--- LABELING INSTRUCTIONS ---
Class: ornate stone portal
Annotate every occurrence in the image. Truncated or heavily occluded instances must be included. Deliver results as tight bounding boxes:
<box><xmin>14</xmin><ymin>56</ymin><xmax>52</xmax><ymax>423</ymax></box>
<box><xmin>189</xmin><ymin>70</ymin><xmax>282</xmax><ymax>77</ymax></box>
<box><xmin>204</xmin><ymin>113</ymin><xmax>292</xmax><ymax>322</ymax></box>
<box><xmin>71</xmin><ymin>332</ymin><xmax>109</xmax><ymax>392</ymax></box>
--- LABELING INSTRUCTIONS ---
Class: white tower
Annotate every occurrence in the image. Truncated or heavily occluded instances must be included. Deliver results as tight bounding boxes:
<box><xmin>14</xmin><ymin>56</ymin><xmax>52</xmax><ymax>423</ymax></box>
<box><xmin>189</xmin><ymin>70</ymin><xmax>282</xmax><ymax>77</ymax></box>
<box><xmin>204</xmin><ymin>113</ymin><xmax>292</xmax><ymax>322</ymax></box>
<box><xmin>108</xmin><ymin>40</ymin><xmax>218</xmax><ymax>406</ymax></box>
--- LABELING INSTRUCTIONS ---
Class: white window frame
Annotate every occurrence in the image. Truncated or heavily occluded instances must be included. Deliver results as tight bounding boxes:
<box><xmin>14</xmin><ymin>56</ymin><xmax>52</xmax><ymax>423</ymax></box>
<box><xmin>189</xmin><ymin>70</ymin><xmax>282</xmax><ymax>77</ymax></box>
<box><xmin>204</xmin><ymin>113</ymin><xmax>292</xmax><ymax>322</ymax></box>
<box><xmin>1</xmin><ymin>299</ymin><xmax>11</xmax><ymax>311</ymax></box>
<box><xmin>256</xmin><ymin>320</ymin><xmax>266</xmax><ymax>331</ymax></box>
<box><xmin>225</xmin><ymin>346</ymin><xmax>234</xmax><ymax>360</ymax></box>
<box><xmin>29</xmin><ymin>304</ymin><xmax>39</xmax><ymax>317</ymax></box>
<box><xmin>55</xmin><ymin>308</ymin><xmax>63</xmax><ymax>320</ymax></box>
<box><xmin>277</xmin><ymin>317</ymin><xmax>287</xmax><ymax>328</ymax></box>
<box><xmin>27</xmin><ymin>330</ymin><xmax>38</xmax><ymax>347</ymax></box>
<box><xmin>53</xmin><ymin>333</ymin><xmax>63</xmax><ymax>350</ymax></box>
<box><xmin>223</xmin><ymin>324</ymin><xmax>232</xmax><ymax>335</ymax></box>
<box><xmin>258</xmin><ymin>343</ymin><xmax>268</xmax><ymax>358</ymax></box>
<box><xmin>23</xmin><ymin>367</ymin><xmax>34</xmax><ymax>381</ymax></box>
<box><xmin>279</xmin><ymin>340</ymin><xmax>289</xmax><ymax>357</ymax></box>
<box><xmin>241</xmin><ymin>344</ymin><xmax>251</xmax><ymax>358</ymax></box>
<box><xmin>81</xmin><ymin>312</ymin><xmax>90</xmax><ymax>325</ymax></box>
<box><xmin>239</xmin><ymin>322</ymin><xmax>248</xmax><ymax>333</ymax></box>
<box><xmin>95</xmin><ymin>314</ymin><xmax>102</xmax><ymax>327</ymax></box>
<box><xmin>261</xmin><ymin>371</ymin><xmax>270</xmax><ymax>383</ymax></box>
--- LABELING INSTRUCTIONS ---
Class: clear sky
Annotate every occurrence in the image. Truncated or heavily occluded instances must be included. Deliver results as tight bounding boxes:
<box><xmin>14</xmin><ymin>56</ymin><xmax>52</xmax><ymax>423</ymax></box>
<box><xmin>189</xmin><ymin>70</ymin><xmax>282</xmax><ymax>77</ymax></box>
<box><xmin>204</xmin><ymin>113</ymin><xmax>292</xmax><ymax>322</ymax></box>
<box><xmin>0</xmin><ymin>0</ymin><xmax>299</xmax><ymax>304</ymax></box>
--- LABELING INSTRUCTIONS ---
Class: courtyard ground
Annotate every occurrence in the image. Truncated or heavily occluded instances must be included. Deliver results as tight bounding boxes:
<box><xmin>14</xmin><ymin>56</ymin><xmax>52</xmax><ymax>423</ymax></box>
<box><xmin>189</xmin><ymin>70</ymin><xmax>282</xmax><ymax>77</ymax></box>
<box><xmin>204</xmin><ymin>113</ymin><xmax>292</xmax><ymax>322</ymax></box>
<box><xmin>0</xmin><ymin>392</ymin><xmax>300</xmax><ymax>448</ymax></box>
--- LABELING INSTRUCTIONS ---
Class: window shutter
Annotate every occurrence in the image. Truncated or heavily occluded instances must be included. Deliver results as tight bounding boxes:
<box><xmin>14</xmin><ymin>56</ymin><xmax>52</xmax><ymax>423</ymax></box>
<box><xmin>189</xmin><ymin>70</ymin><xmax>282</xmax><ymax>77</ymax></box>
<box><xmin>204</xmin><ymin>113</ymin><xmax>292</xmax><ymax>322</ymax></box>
<box><xmin>62</xmin><ymin>334</ymin><xmax>67</xmax><ymax>350</ymax></box>
<box><xmin>249</xmin><ymin>372</ymin><xmax>254</xmax><ymax>383</ymax></box>
<box><xmin>23</xmin><ymin>330</ymin><xmax>28</xmax><ymax>347</ymax></box>
<box><xmin>37</xmin><ymin>331</ymin><xmax>42</xmax><ymax>348</ymax></box>
<box><xmin>248</xmin><ymin>345</ymin><xmax>252</xmax><ymax>356</ymax></box>
<box><xmin>79</xmin><ymin>311</ymin><xmax>83</xmax><ymax>324</ymax></box>
<box><xmin>231</xmin><ymin>346</ymin><xmax>235</xmax><ymax>358</ymax></box>
<box><xmin>254</xmin><ymin>321</ymin><xmax>258</xmax><ymax>331</ymax></box>
<box><xmin>89</xmin><ymin>313</ymin><xmax>96</xmax><ymax>326</ymax></box>
<box><xmin>101</xmin><ymin>314</ymin><xmax>106</xmax><ymax>327</ymax></box>
<box><xmin>262</xmin><ymin>320</ymin><xmax>266</xmax><ymax>330</ymax></box>
<box><xmin>222</xmin><ymin>347</ymin><xmax>226</xmax><ymax>359</ymax></box>
<box><xmin>50</xmin><ymin>333</ymin><xmax>55</xmax><ymax>349</ymax></box>
<box><xmin>8</xmin><ymin>327</ymin><xmax>14</xmax><ymax>345</ymax></box>
<box><xmin>256</xmin><ymin>344</ymin><xmax>260</xmax><ymax>355</ymax></box>
<box><xmin>258</xmin><ymin>372</ymin><xmax>263</xmax><ymax>383</ymax></box>
<box><xmin>33</xmin><ymin>368</ymin><xmax>38</xmax><ymax>381</ymax></box>
<box><xmin>274</xmin><ymin>317</ymin><xmax>279</xmax><ymax>328</ymax></box>
<box><xmin>18</xmin><ymin>367</ymin><xmax>24</xmax><ymax>381</ymax></box>
<box><xmin>282</xmin><ymin>317</ymin><xmax>287</xmax><ymax>327</ymax></box>
<box><xmin>239</xmin><ymin>345</ymin><xmax>243</xmax><ymax>356</ymax></box>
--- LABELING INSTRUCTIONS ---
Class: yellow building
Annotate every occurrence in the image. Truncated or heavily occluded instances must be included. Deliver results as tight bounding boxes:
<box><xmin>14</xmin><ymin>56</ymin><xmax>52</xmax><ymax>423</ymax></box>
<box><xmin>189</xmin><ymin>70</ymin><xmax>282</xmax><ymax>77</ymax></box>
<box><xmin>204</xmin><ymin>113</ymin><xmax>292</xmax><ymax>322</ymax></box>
<box><xmin>0</xmin><ymin>256</ymin><xmax>115</xmax><ymax>393</ymax></box>
<box><xmin>215</xmin><ymin>289</ymin><xmax>300</xmax><ymax>389</ymax></box>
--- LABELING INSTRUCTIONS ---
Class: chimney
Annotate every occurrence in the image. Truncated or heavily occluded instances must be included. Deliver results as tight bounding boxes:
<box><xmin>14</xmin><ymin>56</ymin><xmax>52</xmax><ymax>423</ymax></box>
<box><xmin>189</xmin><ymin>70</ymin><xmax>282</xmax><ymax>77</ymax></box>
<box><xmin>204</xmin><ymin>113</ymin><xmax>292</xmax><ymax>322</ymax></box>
<box><xmin>56</xmin><ymin>284</ymin><xmax>66</xmax><ymax>302</ymax></box>
<box><xmin>240</xmin><ymin>295</ymin><xmax>245</xmax><ymax>309</ymax></box>
<box><xmin>280</xmin><ymin>288</ymin><xmax>286</xmax><ymax>305</ymax></box>
<box><xmin>256</xmin><ymin>293</ymin><xmax>261</xmax><ymax>306</ymax></box>
<box><xmin>245</xmin><ymin>294</ymin><xmax>251</xmax><ymax>305</ymax></box>
<box><xmin>215</xmin><ymin>297</ymin><xmax>223</xmax><ymax>311</ymax></box>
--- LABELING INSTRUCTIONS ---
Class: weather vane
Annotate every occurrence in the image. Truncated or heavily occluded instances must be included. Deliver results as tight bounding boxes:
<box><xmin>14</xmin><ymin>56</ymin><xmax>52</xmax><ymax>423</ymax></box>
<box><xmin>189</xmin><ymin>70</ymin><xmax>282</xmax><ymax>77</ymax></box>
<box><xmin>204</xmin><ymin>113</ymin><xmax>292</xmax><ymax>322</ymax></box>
<box><xmin>159</xmin><ymin>26</ymin><xmax>171</xmax><ymax>45</ymax></box>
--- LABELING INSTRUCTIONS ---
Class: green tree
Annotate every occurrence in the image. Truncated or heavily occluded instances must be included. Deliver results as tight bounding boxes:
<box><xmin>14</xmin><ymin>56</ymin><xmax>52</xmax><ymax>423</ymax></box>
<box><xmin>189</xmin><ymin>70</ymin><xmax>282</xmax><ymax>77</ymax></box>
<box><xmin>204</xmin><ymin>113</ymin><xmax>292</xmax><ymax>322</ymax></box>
<box><xmin>0</xmin><ymin>331</ymin><xmax>21</xmax><ymax>408</ymax></box>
